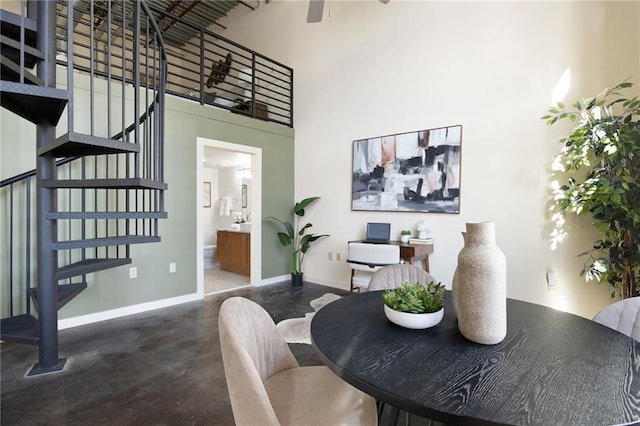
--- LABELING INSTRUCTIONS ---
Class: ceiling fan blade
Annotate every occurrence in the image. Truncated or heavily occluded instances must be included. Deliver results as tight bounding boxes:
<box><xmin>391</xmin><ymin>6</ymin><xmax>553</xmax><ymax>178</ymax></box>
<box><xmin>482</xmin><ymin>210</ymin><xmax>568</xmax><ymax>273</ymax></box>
<box><xmin>307</xmin><ymin>0</ymin><xmax>324</xmax><ymax>23</ymax></box>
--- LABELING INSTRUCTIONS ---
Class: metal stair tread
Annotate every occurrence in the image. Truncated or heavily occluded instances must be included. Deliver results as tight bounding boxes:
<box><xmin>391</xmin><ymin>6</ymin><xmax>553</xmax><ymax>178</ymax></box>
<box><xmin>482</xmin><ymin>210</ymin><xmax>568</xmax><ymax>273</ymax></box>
<box><xmin>47</xmin><ymin>211</ymin><xmax>168</xmax><ymax>220</ymax></box>
<box><xmin>1</xmin><ymin>53</ymin><xmax>42</xmax><ymax>85</ymax></box>
<box><xmin>42</xmin><ymin>178</ymin><xmax>168</xmax><ymax>190</ymax></box>
<box><xmin>0</xmin><ymin>314</ymin><xmax>38</xmax><ymax>345</ymax></box>
<box><xmin>56</xmin><ymin>258</ymin><xmax>132</xmax><ymax>280</ymax></box>
<box><xmin>29</xmin><ymin>282</ymin><xmax>88</xmax><ymax>311</ymax></box>
<box><xmin>0</xmin><ymin>80</ymin><xmax>68</xmax><ymax>125</ymax></box>
<box><xmin>38</xmin><ymin>132</ymin><xmax>141</xmax><ymax>157</ymax></box>
<box><xmin>1</xmin><ymin>34</ymin><xmax>43</xmax><ymax>68</ymax></box>
<box><xmin>0</xmin><ymin>10</ymin><xmax>37</xmax><ymax>47</ymax></box>
<box><xmin>51</xmin><ymin>235</ymin><xmax>161</xmax><ymax>250</ymax></box>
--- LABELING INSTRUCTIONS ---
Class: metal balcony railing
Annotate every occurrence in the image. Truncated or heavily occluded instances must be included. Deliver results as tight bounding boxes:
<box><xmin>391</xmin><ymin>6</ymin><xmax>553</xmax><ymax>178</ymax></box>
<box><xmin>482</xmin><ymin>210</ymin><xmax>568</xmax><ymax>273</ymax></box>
<box><xmin>55</xmin><ymin>1</ymin><xmax>294</xmax><ymax>127</ymax></box>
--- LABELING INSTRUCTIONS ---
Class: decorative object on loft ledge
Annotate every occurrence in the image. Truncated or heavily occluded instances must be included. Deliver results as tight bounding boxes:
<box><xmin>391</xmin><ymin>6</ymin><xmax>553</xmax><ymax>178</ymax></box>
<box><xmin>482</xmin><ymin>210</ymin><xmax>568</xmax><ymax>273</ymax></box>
<box><xmin>231</xmin><ymin>100</ymin><xmax>268</xmax><ymax>119</ymax></box>
<box><xmin>203</xmin><ymin>181</ymin><xmax>211</xmax><ymax>208</ymax></box>
<box><xmin>206</xmin><ymin>52</ymin><xmax>232</xmax><ymax>87</ymax></box>
<box><xmin>352</xmin><ymin>125</ymin><xmax>462</xmax><ymax>213</ymax></box>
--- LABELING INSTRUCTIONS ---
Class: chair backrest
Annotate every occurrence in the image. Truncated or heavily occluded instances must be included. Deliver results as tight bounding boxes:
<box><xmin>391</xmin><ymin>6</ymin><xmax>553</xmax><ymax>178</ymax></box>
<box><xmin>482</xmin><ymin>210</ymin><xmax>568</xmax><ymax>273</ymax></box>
<box><xmin>347</xmin><ymin>242</ymin><xmax>401</xmax><ymax>291</ymax></box>
<box><xmin>593</xmin><ymin>297</ymin><xmax>640</xmax><ymax>341</ymax></box>
<box><xmin>219</xmin><ymin>297</ymin><xmax>299</xmax><ymax>425</ymax></box>
<box><xmin>368</xmin><ymin>264</ymin><xmax>437</xmax><ymax>291</ymax></box>
<box><xmin>347</xmin><ymin>242</ymin><xmax>400</xmax><ymax>271</ymax></box>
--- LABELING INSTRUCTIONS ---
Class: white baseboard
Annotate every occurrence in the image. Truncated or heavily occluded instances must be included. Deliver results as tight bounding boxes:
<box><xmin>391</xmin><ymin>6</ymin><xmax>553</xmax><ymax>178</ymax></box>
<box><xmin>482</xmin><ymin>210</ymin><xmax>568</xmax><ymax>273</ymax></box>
<box><xmin>304</xmin><ymin>275</ymin><xmax>349</xmax><ymax>292</ymax></box>
<box><xmin>58</xmin><ymin>293</ymin><xmax>202</xmax><ymax>330</ymax></box>
<box><xmin>257</xmin><ymin>274</ymin><xmax>289</xmax><ymax>286</ymax></box>
<box><xmin>57</xmin><ymin>275</ymin><xmax>346</xmax><ymax>331</ymax></box>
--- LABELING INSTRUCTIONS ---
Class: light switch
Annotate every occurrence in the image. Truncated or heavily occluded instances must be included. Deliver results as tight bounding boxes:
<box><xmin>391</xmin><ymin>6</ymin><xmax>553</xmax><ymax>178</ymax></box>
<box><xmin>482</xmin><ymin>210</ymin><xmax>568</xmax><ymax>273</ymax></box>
<box><xmin>546</xmin><ymin>271</ymin><xmax>556</xmax><ymax>289</ymax></box>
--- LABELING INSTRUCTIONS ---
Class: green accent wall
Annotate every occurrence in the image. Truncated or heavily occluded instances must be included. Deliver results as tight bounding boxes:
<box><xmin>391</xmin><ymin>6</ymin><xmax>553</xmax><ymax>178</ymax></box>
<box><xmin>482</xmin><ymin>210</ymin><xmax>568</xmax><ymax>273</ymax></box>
<box><xmin>1</xmin><ymin>80</ymin><xmax>294</xmax><ymax>318</ymax></box>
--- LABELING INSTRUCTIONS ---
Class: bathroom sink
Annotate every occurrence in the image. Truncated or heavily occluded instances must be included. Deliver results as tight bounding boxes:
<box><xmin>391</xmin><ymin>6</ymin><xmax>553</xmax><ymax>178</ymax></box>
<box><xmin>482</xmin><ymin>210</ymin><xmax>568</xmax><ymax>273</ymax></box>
<box><xmin>239</xmin><ymin>223</ymin><xmax>252</xmax><ymax>232</ymax></box>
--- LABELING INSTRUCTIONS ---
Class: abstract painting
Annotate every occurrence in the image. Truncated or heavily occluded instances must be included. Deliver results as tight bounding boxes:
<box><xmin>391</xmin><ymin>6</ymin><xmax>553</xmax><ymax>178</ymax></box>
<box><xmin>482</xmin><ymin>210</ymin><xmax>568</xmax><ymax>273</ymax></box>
<box><xmin>352</xmin><ymin>125</ymin><xmax>462</xmax><ymax>213</ymax></box>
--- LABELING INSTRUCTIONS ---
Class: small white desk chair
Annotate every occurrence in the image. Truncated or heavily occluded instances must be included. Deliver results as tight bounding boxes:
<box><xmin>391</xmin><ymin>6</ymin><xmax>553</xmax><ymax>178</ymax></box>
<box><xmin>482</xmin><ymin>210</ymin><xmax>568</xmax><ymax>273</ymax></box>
<box><xmin>346</xmin><ymin>242</ymin><xmax>401</xmax><ymax>292</ymax></box>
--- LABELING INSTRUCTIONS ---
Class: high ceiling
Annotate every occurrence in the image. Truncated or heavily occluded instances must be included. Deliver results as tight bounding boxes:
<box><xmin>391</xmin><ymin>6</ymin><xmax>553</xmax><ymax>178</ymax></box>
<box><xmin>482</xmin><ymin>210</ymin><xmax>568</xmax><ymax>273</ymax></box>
<box><xmin>59</xmin><ymin>1</ymin><xmax>256</xmax><ymax>49</ymax></box>
<box><xmin>148</xmin><ymin>0</ymin><xmax>247</xmax><ymax>48</ymax></box>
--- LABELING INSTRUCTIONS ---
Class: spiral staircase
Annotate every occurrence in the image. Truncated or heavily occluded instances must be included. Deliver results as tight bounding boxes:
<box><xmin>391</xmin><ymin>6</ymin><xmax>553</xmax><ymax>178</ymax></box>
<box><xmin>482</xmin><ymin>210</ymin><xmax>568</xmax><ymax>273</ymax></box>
<box><xmin>0</xmin><ymin>0</ymin><xmax>167</xmax><ymax>375</ymax></box>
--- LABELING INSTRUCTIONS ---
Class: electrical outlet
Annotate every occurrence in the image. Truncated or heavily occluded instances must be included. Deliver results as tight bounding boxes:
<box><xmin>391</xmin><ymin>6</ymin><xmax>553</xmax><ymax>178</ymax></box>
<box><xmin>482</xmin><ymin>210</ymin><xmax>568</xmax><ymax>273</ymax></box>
<box><xmin>129</xmin><ymin>267</ymin><xmax>138</xmax><ymax>279</ymax></box>
<box><xmin>169</xmin><ymin>262</ymin><xmax>176</xmax><ymax>273</ymax></box>
<box><xmin>328</xmin><ymin>252</ymin><xmax>332</xmax><ymax>261</ymax></box>
<box><xmin>546</xmin><ymin>271</ymin><xmax>556</xmax><ymax>289</ymax></box>
<box><xmin>336</xmin><ymin>253</ymin><xmax>341</xmax><ymax>261</ymax></box>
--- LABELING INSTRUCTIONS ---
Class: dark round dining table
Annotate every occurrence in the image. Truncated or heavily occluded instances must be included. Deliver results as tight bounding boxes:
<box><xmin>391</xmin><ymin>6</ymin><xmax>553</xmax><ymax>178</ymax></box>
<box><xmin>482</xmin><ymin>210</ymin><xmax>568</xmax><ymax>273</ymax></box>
<box><xmin>310</xmin><ymin>291</ymin><xmax>640</xmax><ymax>425</ymax></box>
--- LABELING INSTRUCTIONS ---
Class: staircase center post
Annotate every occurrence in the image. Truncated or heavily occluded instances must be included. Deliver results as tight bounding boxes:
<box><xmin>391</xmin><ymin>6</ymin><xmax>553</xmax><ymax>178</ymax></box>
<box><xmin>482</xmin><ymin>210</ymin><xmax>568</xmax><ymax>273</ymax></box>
<box><xmin>31</xmin><ymin>0</ymin><xmax>65</xmax><ymax>374</ymax></box>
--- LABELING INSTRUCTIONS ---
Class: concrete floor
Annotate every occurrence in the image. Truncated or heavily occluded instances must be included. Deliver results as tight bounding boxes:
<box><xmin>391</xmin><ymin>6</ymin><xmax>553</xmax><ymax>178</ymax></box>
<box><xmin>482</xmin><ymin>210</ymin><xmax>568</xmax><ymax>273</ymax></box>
<box><xmin>1</xmin><ymin>281</ymin><xmax>433</xmax><ymax>425</ymax></box>
<box><xmin>1</xmin><ymin>282</ymin><xmax>348</xmax><ymax>425</ymax></box>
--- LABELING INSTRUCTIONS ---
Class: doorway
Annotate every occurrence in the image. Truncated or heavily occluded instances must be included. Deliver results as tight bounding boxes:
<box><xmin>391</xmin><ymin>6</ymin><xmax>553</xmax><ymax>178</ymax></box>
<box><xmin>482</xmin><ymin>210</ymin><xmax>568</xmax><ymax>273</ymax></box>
<box><xmin>196</xmin><ymin>137</ymin><xmax>262</xmax><ymax>296</ymax></box>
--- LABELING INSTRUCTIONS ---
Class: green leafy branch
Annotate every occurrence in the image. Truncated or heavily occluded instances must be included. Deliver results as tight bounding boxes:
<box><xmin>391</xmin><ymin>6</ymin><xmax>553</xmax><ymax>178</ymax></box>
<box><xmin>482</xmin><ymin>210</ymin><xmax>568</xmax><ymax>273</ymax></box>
<box><xmin>543</xmin><ymin>80</ymin><xmax>640</xmax><ymax>299</ymax></box>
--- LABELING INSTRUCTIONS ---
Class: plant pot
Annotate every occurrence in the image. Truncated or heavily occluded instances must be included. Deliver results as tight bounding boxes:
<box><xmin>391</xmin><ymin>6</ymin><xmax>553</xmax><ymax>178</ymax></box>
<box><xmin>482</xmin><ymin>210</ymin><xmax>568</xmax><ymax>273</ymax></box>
<box><xmin>400</xmin><ymin>235</ymin><xmax>410</xmax><ymax>243</ymax></box>
<box><xmin>291</xmin><ymin>273</ymin><xmax>304</xmax><ymax>287</ymax></box>
<box><xmin>383</xmin><ymin>305</ymin><xmax>444</xmax><ymax>329</ymax></box>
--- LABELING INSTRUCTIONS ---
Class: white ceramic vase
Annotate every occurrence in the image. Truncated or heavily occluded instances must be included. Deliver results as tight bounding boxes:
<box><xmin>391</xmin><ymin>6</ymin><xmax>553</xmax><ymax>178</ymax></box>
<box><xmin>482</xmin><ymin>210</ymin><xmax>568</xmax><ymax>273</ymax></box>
<box><xmin>451</xmin><ymin>231</ymin><xmax>466</xmax><ymax>318</ymax></box>
<box><xmin>456</xmin><ymin>222</ymin><xmax>507</xmax><ymax>345</ymax></box>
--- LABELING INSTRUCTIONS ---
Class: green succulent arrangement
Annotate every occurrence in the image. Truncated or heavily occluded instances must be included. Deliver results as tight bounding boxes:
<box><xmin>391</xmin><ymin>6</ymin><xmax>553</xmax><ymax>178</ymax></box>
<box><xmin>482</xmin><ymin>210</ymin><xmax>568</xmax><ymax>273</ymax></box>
<box><xmin>382</xmin><ymin>281</ymin><xmax>445</xmax><ymax>314</ymax></box>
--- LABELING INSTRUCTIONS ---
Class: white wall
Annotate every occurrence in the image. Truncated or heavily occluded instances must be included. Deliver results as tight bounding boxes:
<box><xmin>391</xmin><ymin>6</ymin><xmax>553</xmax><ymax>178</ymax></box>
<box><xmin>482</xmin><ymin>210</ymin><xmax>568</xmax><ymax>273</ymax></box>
<box><xmin>1</xmin><ymin>62</ymin><xmax>294</xmax><ymax>321</ymax></box>
<box><xmin>202</xmin><ymin>167</ymin><xmax>219</xmax><ymax>246</ymax></box>
<box><xmin>217</xmin><ymin>167</ymin><xmax>243</xmax><ymax>229</ymax></box>
<box><xmin>220</xmin><ymin>1</ymin><xmax>640</xmax><ymax>318</ymax></box>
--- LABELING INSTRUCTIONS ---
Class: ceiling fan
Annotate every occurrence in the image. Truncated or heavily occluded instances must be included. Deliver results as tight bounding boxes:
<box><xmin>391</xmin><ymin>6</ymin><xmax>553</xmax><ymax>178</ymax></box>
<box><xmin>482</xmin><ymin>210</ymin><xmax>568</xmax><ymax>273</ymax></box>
<box><xmin>307</xmin><ymin>0</ymin><xmax>390</xmax><ymax>23</ymax></box>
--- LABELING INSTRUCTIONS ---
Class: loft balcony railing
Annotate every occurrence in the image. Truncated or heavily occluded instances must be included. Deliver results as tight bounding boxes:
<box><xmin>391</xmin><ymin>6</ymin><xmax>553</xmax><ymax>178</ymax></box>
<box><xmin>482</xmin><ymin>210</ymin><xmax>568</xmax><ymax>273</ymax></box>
<box><xmin>55</xmin><ymin>1</ymin><xmax>294</xmax><ymax>128</ymax></box>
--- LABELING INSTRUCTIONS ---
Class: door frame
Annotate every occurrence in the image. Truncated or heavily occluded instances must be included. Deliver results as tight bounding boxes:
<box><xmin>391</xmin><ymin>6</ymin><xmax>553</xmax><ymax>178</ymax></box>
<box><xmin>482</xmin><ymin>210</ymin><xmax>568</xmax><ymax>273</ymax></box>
<box><xmin>196</xmin><ymin>137</ymin><xmax>262</xmax><ymax>296</ymax></box>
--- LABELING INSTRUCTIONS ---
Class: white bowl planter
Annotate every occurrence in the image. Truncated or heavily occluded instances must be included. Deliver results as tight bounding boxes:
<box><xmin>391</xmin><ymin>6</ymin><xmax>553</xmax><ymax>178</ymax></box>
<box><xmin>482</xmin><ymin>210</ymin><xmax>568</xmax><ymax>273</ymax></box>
<box><xmin>384</xmin><ymin>305</ymin><xmax>444</xmax><ymax>329</ymax></box>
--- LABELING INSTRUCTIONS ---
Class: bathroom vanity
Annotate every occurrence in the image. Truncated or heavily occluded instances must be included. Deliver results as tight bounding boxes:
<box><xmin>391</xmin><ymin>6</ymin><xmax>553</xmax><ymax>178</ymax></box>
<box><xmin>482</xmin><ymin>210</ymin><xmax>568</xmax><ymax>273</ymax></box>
<box><xmin>217</xmin><ymin>229</ymin><xmax>250</xmax><ymax>276</ymax></box>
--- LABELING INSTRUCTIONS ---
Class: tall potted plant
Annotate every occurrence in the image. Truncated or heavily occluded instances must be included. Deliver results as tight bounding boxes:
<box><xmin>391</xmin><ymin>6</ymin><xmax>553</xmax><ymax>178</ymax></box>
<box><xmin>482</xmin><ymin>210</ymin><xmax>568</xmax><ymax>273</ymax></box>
<box><xmin>267</xmin><ymin>196</ymin><xmax>329</xmax><ymax>286</ymax></box>
<box><xmin>543</xmin><ymin>81</ymin><xmax>640</xmax><ymax>299</ymax></box>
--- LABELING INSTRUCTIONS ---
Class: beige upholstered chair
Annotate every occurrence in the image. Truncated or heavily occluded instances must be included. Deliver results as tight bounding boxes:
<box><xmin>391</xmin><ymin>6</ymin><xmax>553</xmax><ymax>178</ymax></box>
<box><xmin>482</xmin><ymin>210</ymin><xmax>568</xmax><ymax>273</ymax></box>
<box><xmin>218</xmin><ymin>296</ymin><xmax>377</xmax><ymax>426</ymax></box>
<box><xmin>368</xmin><ymin>264</ymin><xmax>438</xmax><ymax>425</ymax></box>
<box><xmin>593</xmin><ymin>297</ymin><xmax>640</xmax><ymax>341</ymax></box>
<box><xmin>368</xmin><ymin>264</ymin><xmax>437</xmax><ymax>291</ymax></box>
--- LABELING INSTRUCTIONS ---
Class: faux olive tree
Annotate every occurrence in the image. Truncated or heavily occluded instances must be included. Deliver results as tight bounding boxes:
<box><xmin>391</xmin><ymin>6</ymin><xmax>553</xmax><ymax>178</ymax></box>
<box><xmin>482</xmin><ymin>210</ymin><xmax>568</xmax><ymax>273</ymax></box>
<box><xmin>543</xmin><ymin>81</ymin><xmax>640</xmax><ymax>299</ymax></box>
